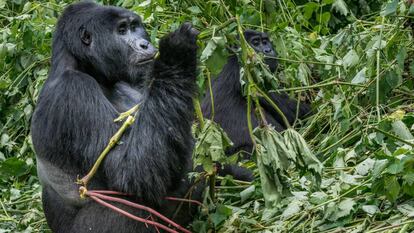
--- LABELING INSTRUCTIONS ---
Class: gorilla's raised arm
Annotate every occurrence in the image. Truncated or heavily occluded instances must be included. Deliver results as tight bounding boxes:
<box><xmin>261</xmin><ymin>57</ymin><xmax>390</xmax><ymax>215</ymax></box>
<box><xmin>104</xmin><ymin>24</ymin><xmax>199</xmax><ymax>204</ymax></box>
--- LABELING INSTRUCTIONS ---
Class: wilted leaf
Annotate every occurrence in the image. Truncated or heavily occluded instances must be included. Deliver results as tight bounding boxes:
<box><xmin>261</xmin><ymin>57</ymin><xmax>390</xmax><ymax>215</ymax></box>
<box><xmin>240</xmin><ymin>185</ymin><xmax>255</xmax><ymax>203</ymax></box>
<box><xmin>343</xmin><ymin>49</ymin><xmax>359</xmax><ymax>69</ymax></box>
<box><xmin>193</xmin><ymin>120</ymin><xmax>233</xmax><ymax>173</ymax></box>
<box><xmin>281</xmin><ymin>200</ymin><xmax>302</xmax><ymax>219</ymax></box>
<box><xmin>362</xmin><ymin>205</ymin><xmax>379</xmax><ymax>215</ymax></box>
<box><xmin>310</xmin><ymin>192</ymin><xmax>328</xmax><ymax>204</ymax></box>
<box><xmin>254</xmin><ymin>127</ymin><xmax>292</xmax><ymax>208</ymax></box>
<box><xmin>392</xmin><ymin>120</ymin><xmax>414</xmax><ymax>141</ymax></box>
<box><xmin>328</xmin><ymin>198</ymin><xmax>355</xmax><ymax>221</ymax></box>
<box><xmin>284</xmin><ymin>128</ymin><xmax>323</xmax><ymax>184</ymax></box>
<box><xmin>355</xmin><ymin>158</ymin><xmax>375</xmax><ymax>176</ymax></box>
<box><xmin>351</xmin><ymin>67</ymin><xmax>367</xmax><ymax>84</ymax></box>
<box><xmin>397</xmin><ymin>203</ymin><xmax>414</xmax><ymax>217</ymax></box>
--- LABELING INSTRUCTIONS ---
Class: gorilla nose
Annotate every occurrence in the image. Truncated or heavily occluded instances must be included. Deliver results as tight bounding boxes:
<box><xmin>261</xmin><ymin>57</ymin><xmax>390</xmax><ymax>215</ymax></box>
<box><xmin>264</xmin><ymin>48</ymin><xmax>272</xmax><ymax>54</ymax></box>
<box><xmin>140</xmin><ymin>41</ymin><xmax>149</xmax><ymax>49</ymax></box>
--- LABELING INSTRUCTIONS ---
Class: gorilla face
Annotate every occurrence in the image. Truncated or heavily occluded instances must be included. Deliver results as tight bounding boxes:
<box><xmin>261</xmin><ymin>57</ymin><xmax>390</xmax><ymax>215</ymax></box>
<box><xmin>67</xmin><ymin>4</ymin><xmax>157</xmax><ymax>84</ymax></box>
<box><xmin>112</xmin><ymin>14</ymin><xmax>157</xmax><ymax>82</ymax></box>
<box><xmin>244</xmin><ymin>29</ymin><xmax>278</xmax><ymax>73</ymax></box>
<box><xmin>114</xmin><ymin>15</ymin><xmax>157</xmax><ymax>66</ymax></box>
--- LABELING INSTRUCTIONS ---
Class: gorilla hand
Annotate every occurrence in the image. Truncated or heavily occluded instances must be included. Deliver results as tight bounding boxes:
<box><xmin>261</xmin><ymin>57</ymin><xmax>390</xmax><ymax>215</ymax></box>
<box><xmin>159</xmin><ymin>22</ymin><xmax>199</xmax><ymax>66</ymax></box>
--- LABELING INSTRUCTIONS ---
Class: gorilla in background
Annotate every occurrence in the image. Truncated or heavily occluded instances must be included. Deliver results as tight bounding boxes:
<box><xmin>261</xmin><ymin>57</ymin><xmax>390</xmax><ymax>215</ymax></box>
<box><xmin>31</xmin><ymin>2</ymin><xmax>201</xmax><ymax>233</ymax></box>
<box><xmin>202</xmin><ymin>30</ymin><xmax>311</xmax><ymax>181</ymax></box>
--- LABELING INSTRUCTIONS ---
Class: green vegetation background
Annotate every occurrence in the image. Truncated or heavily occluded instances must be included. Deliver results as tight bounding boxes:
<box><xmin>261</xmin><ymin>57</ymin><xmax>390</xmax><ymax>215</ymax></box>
<box><xmin>1</xmin><ymin>0</ymin><xmax>414</xmax><ymax>232</ymax></box>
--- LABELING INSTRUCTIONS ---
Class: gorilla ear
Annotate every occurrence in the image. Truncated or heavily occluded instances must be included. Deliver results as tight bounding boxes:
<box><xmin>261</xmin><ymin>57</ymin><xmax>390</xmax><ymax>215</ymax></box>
<box><xmin>80</xmin><ymin>26</ymin><xmax>92</xmax><ymax>46</ymax></box>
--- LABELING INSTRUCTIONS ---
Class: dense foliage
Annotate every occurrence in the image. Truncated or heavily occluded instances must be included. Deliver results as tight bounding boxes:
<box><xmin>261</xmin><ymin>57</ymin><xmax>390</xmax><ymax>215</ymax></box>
<box><xmin>1</xmin><ymin>0</ymin><xmax>414</xmax><ymax>232</ymax></box>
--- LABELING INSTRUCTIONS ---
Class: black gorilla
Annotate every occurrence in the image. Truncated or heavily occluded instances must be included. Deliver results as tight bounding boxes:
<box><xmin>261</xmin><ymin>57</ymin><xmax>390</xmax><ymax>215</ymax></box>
<box><xmin>31</xmin><ymin>2</ymin><xmax>201</xmax><ymax>233</ymax></box>
<box><xmin>201</xmin><ymin>30</ymin><xmax>311</xmax><ymax>181</ymax></box>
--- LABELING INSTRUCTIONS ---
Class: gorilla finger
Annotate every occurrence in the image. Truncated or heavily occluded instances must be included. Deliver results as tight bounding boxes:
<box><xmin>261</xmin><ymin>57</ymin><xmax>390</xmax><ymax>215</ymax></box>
<box><xmin>179</xmin><ymin>22</ymin><xmax>193</xmax><ymax>33</ymax></box>
<box><xmin>189</xmin><ymin>27</ymin><xmax>200</xmax><ymax>37</ymax></box>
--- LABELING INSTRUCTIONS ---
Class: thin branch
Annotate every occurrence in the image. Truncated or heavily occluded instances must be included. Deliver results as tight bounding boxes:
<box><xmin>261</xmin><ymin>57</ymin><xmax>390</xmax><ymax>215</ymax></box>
<box><xmin>86</xmin><ymin>190</ymin><xmax>191</xmax><ymax>233</ymax></box>
<box><xmin>77</xmin><ymin>106</ymin><xmax>139</xmax><ymax>187</ymax></box>
<box><xmin>87</xmin><ymin>195</ymin><xmax>180</xmax><ymax>233</ymax></box>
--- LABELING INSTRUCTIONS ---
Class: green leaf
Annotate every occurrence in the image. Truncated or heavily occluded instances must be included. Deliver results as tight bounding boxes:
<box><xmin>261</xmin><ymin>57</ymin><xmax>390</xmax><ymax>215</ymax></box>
<box><xmin>187</xmin><ymin>6</ymin><xmax>201</xmax><ymax>14</ymax></box>
<box><xmin>385</xmin><ymin>175</ymin><xmax>401</xmax><ymax>202</ymax></box>
<box><xmin>385</xmin><ymin>161</ymin><xmax>404</xmax><ymax>175</ymax></box>
<box><xmin>0</xmin><ymin>157</ymin><xmax>30</xmax><ymax>178</ymax></box>
<box><xmin>385</xmin><ymin>71</ymin><xmax>402</xmax><ymax>89</ymax></box>
<box><xmin>409</xmin><ymin>4</ymin><xmax>414</xmax><ymax>15</ymax></box>
<box><xmin>319</xmin><ymin>12</ymin><xmax>331</xmax><ymax>25</ymax></box>
<box><xmin>303</xmin><ymin>2</ymin><xmax>318</xmax><ymax>20</ymax></box>
<box><xmin>403</xmin><ymin>173</ymin><xmax>414</xmax><ymax>186</ymax></box>
<box><xmin>351</xmin><ymin>67</ymin><xmax>367</xmax><ymax>84</ymax></box>
<box><xmin>201</xmin><ymin>37</ymin><xmax>228</xmax><ymax>75</ymax></box>
<box><xmin>397</xmin><ymin>46</ymin><xmax>407</xmax><ymax>69</ymax></box>
<box><xmin>392</xmin><ymin>120</ymin><xmax>414</xmax><ymax>141</ymax></box>
<box><xmin>381</xmin><ymin>0</ymin><xmax>398</xmax><ymax>16</ymax></box>
<box><xmin>372</xmin><ymin>159</ymin><xmax>388</xmax><ymax>178</ymax></box>
<box><xmin>328</xmin><ymin>198</ymin><xmax>355</xmax><ymax>221</ymax></box>
<box><xmin>355</xmin><ymin>158</ymin><xmax>375</xmax><ymax>176</ymax></box>
<box><xmin>410</xmin><ymin>60</ymin><xmax>414</xmax><ymax>77</ymax></box>
<box><xmin>332</xmin><ymin>0</ymin><xmax>349</xmax><ymax>16</ymax></box>
<box><xmin>200</xmin><ymin>39</ymin><xmax>217</xmax><ymax>62</ymax></box>
<box><xmin>211</xmin><ymin>204</ymin><xmax>232</xmax><ymax>227</ymax></box>
<box><xmin>240</xmin><ymin>185</ymin><xmax>255</xmax><ymax>203</ymax></box>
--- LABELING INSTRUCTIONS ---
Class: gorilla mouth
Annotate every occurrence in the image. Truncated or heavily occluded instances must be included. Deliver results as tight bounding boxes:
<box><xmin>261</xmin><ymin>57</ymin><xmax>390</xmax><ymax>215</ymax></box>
<box><xmin>136</xmin><ymin>53</ymin><xmax>157</xmax><ymax>65</ymax></box>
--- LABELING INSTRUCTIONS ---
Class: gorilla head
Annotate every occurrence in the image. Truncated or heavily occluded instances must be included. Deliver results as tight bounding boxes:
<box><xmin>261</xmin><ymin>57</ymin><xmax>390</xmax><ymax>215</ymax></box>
<box><xmin>244</xmin><ymin>29</ymin><xmax>278</xmax><ymax>72</ymax></box>
<box><xmin>54</xmin><ymin>2</ymin><xmax>157</xmax><ymax>84</ymax></box>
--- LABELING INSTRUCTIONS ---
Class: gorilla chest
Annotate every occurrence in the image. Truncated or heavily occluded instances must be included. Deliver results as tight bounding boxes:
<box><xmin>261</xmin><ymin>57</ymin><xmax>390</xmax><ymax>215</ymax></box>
<box><xmin>101</xmin><ymin>81</ymin><xmax>144</xmax><ymax>112</ymax></box>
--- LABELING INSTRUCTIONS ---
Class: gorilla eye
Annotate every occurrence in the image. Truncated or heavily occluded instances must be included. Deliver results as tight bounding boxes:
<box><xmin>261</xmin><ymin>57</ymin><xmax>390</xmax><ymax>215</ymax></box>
<box><xmin>130</xmin><ymin>23</ymin><xmax>138</xmax><ymax>32</ymax></box>
<box><xmin>130</xmin><ymin>21</ymin><xmax>139</xmax><ymax>32</ymax></box>
<box><xmin>251</xmin><ymin>39</ymin><xmax>260</xmax><ymax>46</ymax></box>
<box><xmin>118</xmin><ymin>23</ymin><xmax>128</xmax><ymax>35</ymax></box>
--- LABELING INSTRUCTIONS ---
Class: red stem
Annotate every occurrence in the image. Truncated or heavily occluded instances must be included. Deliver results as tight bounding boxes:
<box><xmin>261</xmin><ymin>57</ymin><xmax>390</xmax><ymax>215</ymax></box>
<box><xmin>88</xmin><ymin>195</ymin><xmax>179</xmax><ymax>233</ymax></box>
<box><xmin>87</xmin><ymin>191</ymin><xmax>191</xmax><ymax>233</ymax></box>
<box><xmin>87</xmin><ymin>190</ymin><xmax>202</xmax><ymax>207</ymax></box>
<box><xmin>90</xmin><ymin>190</ymin><xmax>131</xmax><ymax>196</ymax></box>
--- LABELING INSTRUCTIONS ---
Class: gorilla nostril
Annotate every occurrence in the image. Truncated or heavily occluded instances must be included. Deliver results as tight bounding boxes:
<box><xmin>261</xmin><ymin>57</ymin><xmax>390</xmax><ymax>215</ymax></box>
<box><xmin>140</xmin><ymin>41</ymin><xmax>149</xmax><ymax>49</ymax></box>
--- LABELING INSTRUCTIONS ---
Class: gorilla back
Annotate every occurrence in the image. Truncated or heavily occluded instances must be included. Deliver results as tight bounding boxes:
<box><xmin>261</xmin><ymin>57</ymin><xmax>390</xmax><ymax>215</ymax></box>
<box><xmin>31</xmin><ymin>2</ymin><xmax>200</xmax><ymax>233</ymax></box>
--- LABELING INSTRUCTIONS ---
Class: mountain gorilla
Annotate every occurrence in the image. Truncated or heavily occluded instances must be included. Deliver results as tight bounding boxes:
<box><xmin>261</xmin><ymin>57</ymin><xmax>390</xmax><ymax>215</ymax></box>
<box><xmin>202</xmin><ymin>30</ymin><xmax>311</xmax><ymax>181</ymax></box>
<box><xmin>31</xmin><ymin>2</ymin><xmax>201</xmax><ymax>233</ymax></box>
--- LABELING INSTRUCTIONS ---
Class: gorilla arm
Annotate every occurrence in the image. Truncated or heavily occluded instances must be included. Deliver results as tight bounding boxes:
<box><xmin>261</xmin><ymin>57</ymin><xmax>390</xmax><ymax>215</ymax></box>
<box><xmin>105</xmin><ymin>24</ymin><xmax>198</xmax><ymax>204</ymax></box>
<box><xmin>259</xmin><ymin>92</ymin><xmax>312</xmax><ymax>126</ymax></box>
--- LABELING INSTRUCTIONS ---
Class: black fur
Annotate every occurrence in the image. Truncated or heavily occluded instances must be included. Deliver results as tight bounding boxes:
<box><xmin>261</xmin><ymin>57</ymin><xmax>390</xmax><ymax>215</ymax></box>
<box><xmin>31</xmin><ymin>2</ymin><xmax>201</xmax><ymax>233</ymax></box>
<box><xmin>201</xmin><ymin>30</ymin><xmax>311</xmax><ymax>181</ymax></box>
